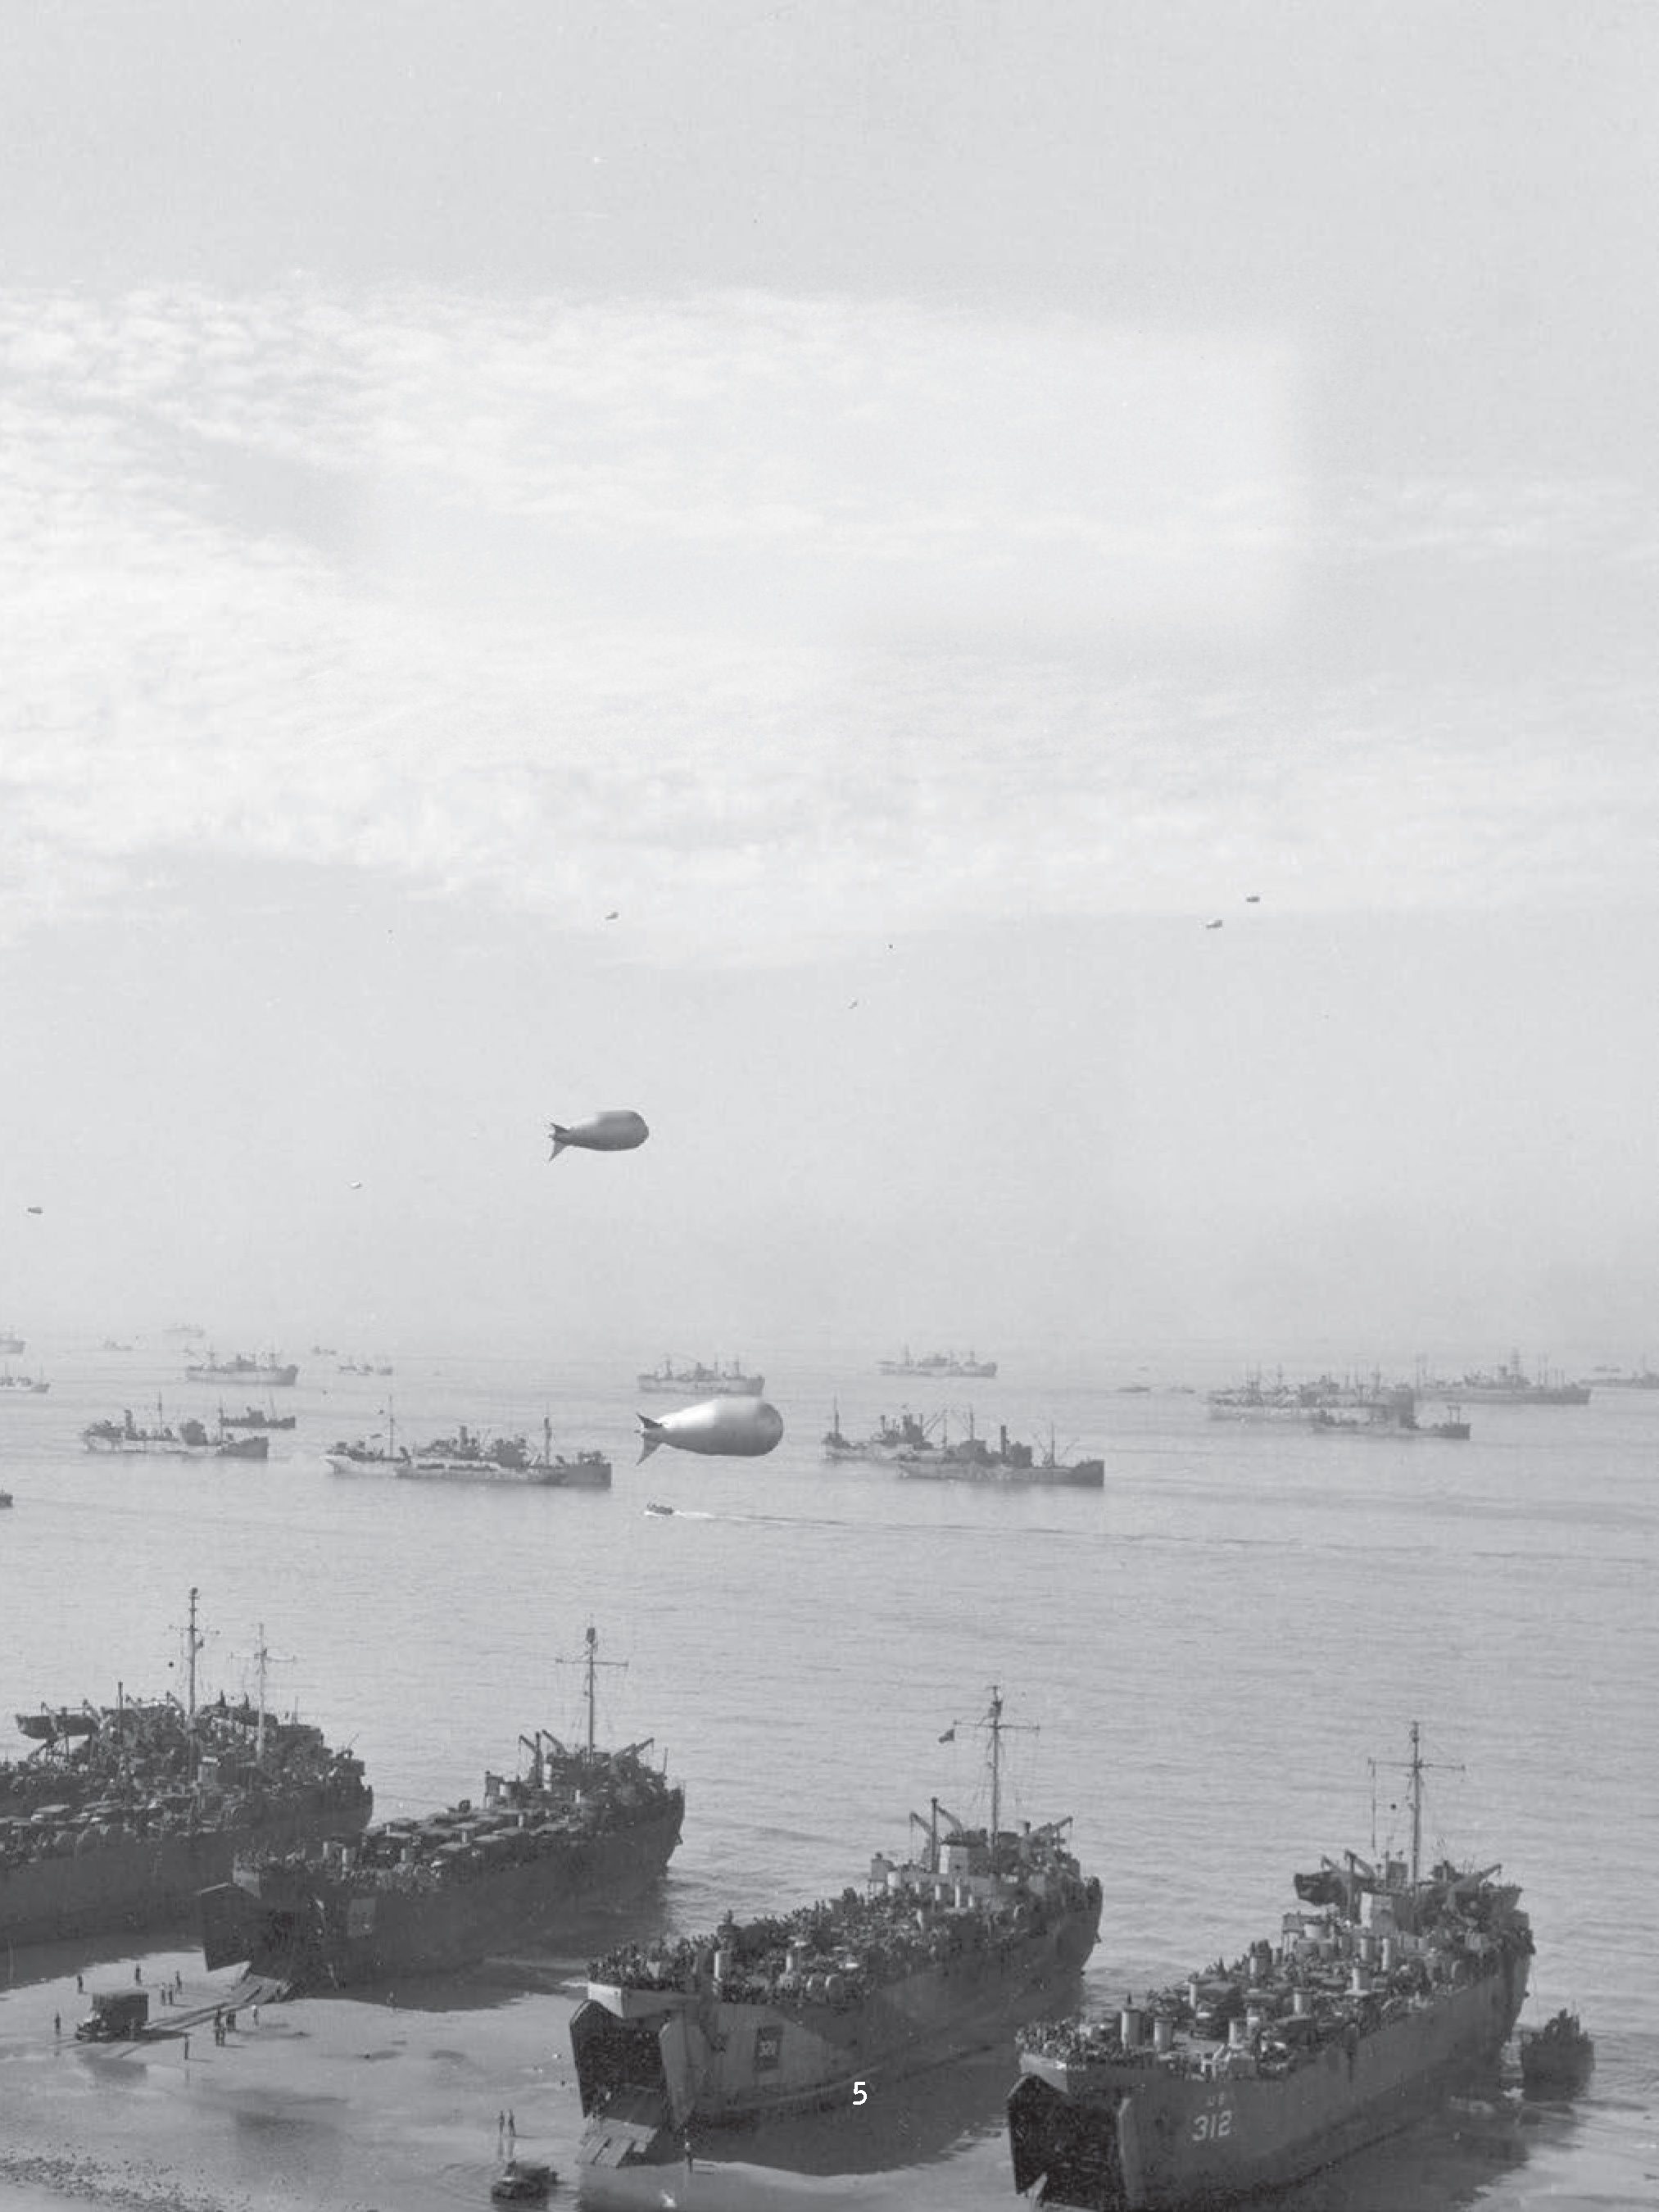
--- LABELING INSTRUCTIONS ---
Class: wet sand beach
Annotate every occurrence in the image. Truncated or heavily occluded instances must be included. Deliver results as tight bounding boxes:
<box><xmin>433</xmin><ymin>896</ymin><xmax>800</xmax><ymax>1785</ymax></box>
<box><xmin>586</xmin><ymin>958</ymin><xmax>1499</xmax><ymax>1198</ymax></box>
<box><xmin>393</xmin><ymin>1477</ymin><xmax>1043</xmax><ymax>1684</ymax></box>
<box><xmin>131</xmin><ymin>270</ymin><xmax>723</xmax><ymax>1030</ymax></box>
<box><xmin>1</xmin><ymin>1946</ymin><xmax>584</xmax><ymax>2212</ymax></box>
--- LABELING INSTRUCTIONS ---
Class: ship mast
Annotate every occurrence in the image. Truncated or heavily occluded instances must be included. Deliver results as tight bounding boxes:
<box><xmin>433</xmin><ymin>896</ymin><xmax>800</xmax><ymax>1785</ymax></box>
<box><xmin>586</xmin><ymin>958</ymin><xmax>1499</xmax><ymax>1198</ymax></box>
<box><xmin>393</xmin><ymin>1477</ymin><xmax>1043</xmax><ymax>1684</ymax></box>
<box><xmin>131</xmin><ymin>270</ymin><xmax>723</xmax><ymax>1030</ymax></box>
<box><xmin>1381</xmin><ymin>1720</ymin><xmax>1462</xmax><ymax>1888</ymax></box>
<box><xmin>185</xmin><ymin>1586</ymin><xmax>202</xmax><ymax>1721</ymax></box>
<box><xmin>982</xmin><ymin>1684</ymin><xmax>1036</xmax><ymax>1875</ymax></box>
<box><xmin>558</xmin><ymin>1625</ymin><xmax>626</xmax><ymax>1766</ymax></box>
<box><xmin>989</xmin><ymin>1684</ymin><xmax>1003</xmax><ymax>1854</ymax></box>
<box><xmin>254</xmin><ymin>1622</ymin><xmax>269</xmax><ymax>1766</ymax></box>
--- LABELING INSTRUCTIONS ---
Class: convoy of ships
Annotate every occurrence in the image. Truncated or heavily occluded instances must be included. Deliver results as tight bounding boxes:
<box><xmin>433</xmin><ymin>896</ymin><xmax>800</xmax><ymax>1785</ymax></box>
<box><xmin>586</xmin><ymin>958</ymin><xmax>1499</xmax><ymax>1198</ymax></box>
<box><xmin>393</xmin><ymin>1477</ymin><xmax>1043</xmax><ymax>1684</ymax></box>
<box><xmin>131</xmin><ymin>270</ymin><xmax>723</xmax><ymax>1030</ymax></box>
<box><xmin>2</xmin><ymin>1332</ymin><xmax>1609</xmax><ymax>2206</ymax></box>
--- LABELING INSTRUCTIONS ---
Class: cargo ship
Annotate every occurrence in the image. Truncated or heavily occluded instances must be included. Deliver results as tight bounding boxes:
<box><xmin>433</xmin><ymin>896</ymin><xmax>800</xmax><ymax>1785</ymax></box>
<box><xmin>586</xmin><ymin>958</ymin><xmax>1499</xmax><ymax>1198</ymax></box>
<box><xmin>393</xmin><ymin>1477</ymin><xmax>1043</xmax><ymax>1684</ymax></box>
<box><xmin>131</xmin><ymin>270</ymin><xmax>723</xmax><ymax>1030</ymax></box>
<box><xmin>82</xmin><ymin>1407</ymin><xmax>269</xmax><ymax>1459</ymax></box>
<box><xmin>0</xmin><ymin>1598</ymin><xmax>370</xmax><ymax>1948</ymax></box>
<box><xmin>573</xmin><ymin>1688</ymin><xmax>1100</xmax><ymax>2170</ymax></box>
<box><xmin>324</xmin><ymin>1415</ymin><xmax>610</xmax><ymax>1486</ymax></box>
<box><xmin>219</xmin><ymin>1403</ymin><xmax>298</xmax><ymax>1431</ymax></box>
<box><xmin>184</xmin><ymin>1352</ymin><xmax>300</xmax><ymax>1387</ymax></box>
<box><xmin>1439</xmin><ymin>1352</ymin><xmax>1589</xmax><ymax>1405</ymax></box>
<box><xmin>820</xmin><ymin>1406</ymin><xmax>925</xmax><ymax>1463</ymax></box>
<box><xmin>878</xmin><ymin>1346</ymin><xmax>998</xmax><ymax>1379</ymax></box>
<box><xmin>894</xmin><ymin>1416</ymin><xmax>1104</xmax><ymax>1489</ymax></box>
<box><xmin>1006</xmin><ymin>1725</ymin><xmax>1531</xmax><ymax>2209</ymax></box>
<box><xmin>393</xmin><ymin>1420</ymin><xmax>611</xmax><ymax>1488</ymax></box>
<box><xmin>199</xmin><ymin>1628</ymin><xmax>681</xmax><ymax>1988</ymax></box>
<box><xmin>636</xmin><ymin>1359</ymin><xmax>764</xmax><ymax>1396</ymax></box>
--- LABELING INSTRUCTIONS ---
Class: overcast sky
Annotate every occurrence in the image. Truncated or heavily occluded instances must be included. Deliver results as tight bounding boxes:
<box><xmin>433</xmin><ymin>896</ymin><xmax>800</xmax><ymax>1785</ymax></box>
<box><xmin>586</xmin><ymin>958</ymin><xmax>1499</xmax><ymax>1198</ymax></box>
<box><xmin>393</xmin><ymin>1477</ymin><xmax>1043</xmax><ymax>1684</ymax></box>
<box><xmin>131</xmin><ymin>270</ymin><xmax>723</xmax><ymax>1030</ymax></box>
<box><xmin>2</xmin><ymin>3</ymin><xmax>1656</xmax><ymax>1370</ymax></box>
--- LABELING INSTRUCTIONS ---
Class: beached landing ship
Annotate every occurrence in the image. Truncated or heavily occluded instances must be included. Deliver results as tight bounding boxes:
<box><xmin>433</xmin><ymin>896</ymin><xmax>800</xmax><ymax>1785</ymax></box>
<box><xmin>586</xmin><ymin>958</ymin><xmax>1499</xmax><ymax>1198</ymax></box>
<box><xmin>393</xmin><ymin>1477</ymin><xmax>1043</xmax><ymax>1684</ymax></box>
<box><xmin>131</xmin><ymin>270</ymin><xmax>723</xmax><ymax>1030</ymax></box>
<box><xmin>573</xmin><ymin>1688</ymin><xmax>1100</xmax><ymax>2170</ymax></box>
<box><xmin>0</xmin><ymin>1598</ymin><xmax>369</xmax><ymax>1949</ymax></box>
<box><xmin>1006</xmin><ymin>1725</ymin><xmax>1531</xmax><ymax>2210</ymax></box>
<box><xmin>199</xmin><ymin>1629</ymin><xmax>681</xmax><ymax>1988</ymax></box>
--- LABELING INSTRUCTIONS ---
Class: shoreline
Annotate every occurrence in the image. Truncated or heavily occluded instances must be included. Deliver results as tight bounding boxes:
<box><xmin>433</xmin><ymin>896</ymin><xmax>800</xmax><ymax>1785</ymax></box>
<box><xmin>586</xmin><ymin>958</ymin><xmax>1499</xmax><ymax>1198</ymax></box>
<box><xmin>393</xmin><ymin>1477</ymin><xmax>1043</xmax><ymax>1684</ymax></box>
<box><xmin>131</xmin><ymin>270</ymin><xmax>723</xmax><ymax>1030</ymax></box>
<box><xmin>0</xmin><ymin>1941</ymin><xmax>583</xmax><ymax>2212</ymax></box>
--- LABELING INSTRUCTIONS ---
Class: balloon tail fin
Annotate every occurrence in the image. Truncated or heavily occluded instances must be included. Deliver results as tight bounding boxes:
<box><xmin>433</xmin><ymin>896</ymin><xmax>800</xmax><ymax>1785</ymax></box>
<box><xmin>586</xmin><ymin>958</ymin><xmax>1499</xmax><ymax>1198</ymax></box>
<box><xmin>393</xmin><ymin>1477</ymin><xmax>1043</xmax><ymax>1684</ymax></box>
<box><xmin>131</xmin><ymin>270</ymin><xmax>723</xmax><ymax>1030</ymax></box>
<box><xmin>637</xmin><ymin>1414</ymin><xmax>663</xmax><ymax>1463</ymax></box>
<box><xmin>547</xmin><ymin>1124</ymin><xmax>568</xmax><ymax>1160</ymax></box>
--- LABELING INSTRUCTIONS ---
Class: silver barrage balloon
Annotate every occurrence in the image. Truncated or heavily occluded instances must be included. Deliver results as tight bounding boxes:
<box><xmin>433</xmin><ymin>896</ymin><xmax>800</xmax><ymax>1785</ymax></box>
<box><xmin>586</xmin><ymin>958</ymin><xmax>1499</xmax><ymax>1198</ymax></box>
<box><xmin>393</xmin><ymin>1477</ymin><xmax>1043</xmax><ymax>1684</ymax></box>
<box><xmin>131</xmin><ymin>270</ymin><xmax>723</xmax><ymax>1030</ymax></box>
<box><xmin>637</xmin><ymin>1398</ymin><xmax>784</xmax><ymax>1462</ymax></box>
<box><xmin>547</xmin><ymin>1110</ymin><xmax>650</xmax><ymax>1160</ymax></box>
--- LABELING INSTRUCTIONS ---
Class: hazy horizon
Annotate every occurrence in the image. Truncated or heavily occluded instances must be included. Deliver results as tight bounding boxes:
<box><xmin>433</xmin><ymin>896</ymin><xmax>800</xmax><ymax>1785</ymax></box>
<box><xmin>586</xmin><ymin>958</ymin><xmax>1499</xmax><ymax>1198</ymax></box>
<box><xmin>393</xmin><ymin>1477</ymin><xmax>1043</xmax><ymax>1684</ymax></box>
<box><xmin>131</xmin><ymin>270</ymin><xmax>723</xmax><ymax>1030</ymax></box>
<box><xmin>3</xmin><ymin>5</ymin><xmax>1657</xmax><ymax>1377</ymax></box>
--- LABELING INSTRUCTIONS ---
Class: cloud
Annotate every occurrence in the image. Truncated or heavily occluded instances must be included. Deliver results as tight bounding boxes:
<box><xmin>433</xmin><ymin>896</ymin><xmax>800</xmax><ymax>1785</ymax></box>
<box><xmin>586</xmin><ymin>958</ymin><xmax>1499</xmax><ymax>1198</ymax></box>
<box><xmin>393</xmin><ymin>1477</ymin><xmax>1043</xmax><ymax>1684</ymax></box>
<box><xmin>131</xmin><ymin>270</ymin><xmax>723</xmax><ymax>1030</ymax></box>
<box><xmin>0</xmin><ymin>279</ymin><xmax>1654</xmax><ymax>958</ymax></box>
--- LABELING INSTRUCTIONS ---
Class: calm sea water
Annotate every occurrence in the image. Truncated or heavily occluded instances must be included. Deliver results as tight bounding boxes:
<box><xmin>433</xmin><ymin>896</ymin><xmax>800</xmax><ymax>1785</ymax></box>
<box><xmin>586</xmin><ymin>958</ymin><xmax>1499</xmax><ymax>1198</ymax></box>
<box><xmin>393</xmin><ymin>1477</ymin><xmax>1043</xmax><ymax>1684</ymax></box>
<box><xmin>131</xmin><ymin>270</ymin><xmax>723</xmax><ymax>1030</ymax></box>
<box><xmin>2</xmin><ymin>1345</ymin><xmax>1656</xmax><ymax>2210</ymax></box>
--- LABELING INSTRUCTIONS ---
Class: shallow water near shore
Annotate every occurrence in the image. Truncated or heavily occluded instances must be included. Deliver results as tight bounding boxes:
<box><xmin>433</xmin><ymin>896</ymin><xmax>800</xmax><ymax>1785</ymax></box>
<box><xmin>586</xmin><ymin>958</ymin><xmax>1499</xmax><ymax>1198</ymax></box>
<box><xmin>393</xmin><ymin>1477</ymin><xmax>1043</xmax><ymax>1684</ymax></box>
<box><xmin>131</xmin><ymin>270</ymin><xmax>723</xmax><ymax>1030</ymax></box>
<box><xmin>2</xmin><ymin>1346</ymin><xmax>1656</xmax><ymax>2210</ymax></box>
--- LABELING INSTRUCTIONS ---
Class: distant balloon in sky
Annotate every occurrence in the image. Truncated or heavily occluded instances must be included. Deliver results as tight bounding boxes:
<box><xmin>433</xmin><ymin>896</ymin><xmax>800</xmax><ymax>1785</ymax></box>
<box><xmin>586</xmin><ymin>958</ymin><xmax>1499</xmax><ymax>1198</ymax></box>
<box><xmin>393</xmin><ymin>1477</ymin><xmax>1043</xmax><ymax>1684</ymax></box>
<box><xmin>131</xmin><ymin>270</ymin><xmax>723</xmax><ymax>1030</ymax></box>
<box><xmin>637</xmin><ymin>1398</ymin><xmax>784</xmax><ymax>1462</ymax></box>
<box><xmin>547</xmin><ymin>1110</ymin><xmax>650</xmax><ymax>1161</ymax></box>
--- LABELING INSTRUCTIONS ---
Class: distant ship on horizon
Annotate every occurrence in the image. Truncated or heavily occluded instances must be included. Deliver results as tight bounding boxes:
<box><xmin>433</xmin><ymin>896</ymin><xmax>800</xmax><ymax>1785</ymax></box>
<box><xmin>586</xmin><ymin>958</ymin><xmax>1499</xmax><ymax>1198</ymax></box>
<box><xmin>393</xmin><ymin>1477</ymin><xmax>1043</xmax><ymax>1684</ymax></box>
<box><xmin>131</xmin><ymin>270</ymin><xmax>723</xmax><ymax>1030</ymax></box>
<box><xmin>877</xmin><ymin>1346</ymin><xmax>998</xmax><ymax>1380</ymax></box>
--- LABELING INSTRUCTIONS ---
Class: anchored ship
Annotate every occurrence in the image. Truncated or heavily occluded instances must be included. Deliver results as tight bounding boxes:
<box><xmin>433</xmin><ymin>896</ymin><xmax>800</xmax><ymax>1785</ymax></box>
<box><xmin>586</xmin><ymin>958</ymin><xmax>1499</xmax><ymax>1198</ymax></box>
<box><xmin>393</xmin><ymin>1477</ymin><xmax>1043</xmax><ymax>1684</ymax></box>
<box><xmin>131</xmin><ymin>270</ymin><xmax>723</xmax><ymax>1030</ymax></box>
<box><xmin>82</xmin><ymin>1407</ymin><xmax>270</xmax><ymax>1459</ymax></box>
<box><xmin>636</xmin><ymin>1358</ymin><xmax>764</xmax><ymax>1397</ymax></box>
<box><xmin>324</xmin><ymin>1413</ymin><xmax>610</xmax><ymax>1485</ymax></box>
<box><xmin>184</xmin><ymin>1352</ymin><xmax>300</xmax><ymax>1388</ymax></box>
<box><xmin>1007</xmin><ymin>1725</ymin><xmax>1531</xmax><ymax>2210</ymax></box>
<box><xmin>0</xmin><ymin>1594</ymin><xmax>369</xmax><ymax>1949</ymax></box>
<box><xmin>395</xmin><ymin>1420</ymin><xmax>611</xmax><ymax>1488</ymax></box>
<box><xmin>1439</xmin><ymin>1352</ymin><xmax>1589</xmax><ymax>1406</ymax></box>
<box><xmin>820</xmin><ymin>1406</ymin><xmax>927</xmax><ymax>1463</ymax></box>
<box><xmin>878</xmin><ymin>1346</ymin><xmax>998</xmax><ymax>1379</ymax></box>
<box><xmin>219</xmin><ymin>1403</ymin><xmax>298</xmax><ymax>1431</ymax></box>
<box><xmin>0</xmin><ymin>1368</ymin><xmax>49</xmax><ymax>1394</ymax></box>
<box><xmin>199</xmin><ymin>1628</ymin><xmax>681</xmax><ymax>1987</ymax></box>
<box><xmin>894</xmin><ymin>1416</ymin><xmax>1104</xmax><ymax>1489</ymax></box>
<box><xmin>573</xmin><ymin>1688</ymin><xmax>1100</xmax><ymax>2170</ymax></box>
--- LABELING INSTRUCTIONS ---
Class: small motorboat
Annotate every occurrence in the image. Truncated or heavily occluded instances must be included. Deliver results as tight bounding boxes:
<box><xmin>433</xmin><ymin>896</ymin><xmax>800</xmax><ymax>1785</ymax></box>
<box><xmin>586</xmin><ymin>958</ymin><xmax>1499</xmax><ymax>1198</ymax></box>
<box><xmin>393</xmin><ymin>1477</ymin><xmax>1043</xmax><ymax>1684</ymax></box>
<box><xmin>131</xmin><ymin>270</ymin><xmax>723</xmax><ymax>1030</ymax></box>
<box><xmin>1520</xmin><ymin>2010</ymin><xmax>1595</xmax><ymax>2096</ymax></box>
<box><xmin>645</xmin><ymin>1501</ymin><xmax>675</xmax><ymax>1517</ymax></box>
<box><xmin>490</xmin><ymin>2157</ymin><xmax>555</xmax><ymax>2202</ymax></box>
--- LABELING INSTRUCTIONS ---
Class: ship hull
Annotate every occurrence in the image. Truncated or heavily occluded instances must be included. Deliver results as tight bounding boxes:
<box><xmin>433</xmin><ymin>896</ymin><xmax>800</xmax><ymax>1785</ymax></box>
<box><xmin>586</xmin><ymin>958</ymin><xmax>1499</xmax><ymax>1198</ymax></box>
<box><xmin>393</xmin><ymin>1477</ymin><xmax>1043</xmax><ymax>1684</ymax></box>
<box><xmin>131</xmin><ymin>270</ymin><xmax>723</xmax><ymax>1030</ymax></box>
<box><xmin>636</xmin><ymin>1375</ymin><xmax>764</xmax><ymax>1396</ymax></box>
<box><xmin>575</xmin><ymin>1894</ymin><xmax>1099</xmax><ymax>2167</ymax></box>
<box><xmin>1009</xmin><ymin>1946</ymin><xmax>1527</xmax><ymax>2210</ymax></box>
<box><xmin>186</xmin><ymin>1363</ymin><xmax>298</xmax><ymax>1387</ymax></box>
<box><xmin>203</xmin><ymin>1795</ymin><xmax>683</xmax><ymax>1985</ymax></box>
<box><xmin>895</xmin><ymin>1458</ymin><xmax>1104</xmax><ymax>1489</ymax></box>
<box><xmin>392</xmin><ymin>1457</ymin><xmax>612</xmax><ymax>1487</ymax></box>
<box><xmin>0</xmin><ymin>1793</ymin><xmax>371</xmax><ymax>1950</ymax></box>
